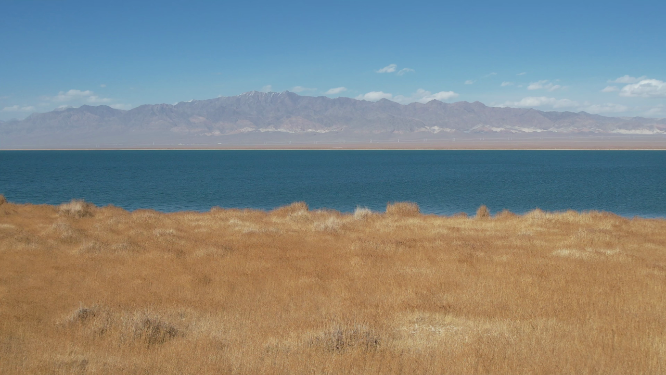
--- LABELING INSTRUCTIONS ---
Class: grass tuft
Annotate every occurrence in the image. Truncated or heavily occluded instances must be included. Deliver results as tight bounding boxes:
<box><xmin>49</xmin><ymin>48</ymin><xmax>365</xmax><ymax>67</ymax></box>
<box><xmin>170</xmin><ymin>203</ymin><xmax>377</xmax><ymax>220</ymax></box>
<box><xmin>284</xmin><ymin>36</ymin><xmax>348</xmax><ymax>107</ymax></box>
<box><xmin>0</xmin><ymin>194</ymin><xmax>6</xmax><ymax>205</ymax></box>
<box><xmin>58</xmin><ymin>199</ymin><xmax>95</xmax><ymax>218</ymax></box>
<box><xmin>386</xmin><ymin>201</ymin><xmax>420</xmax><ymax>216</ymax></box>
<box><xmin>353</xmin><ymin>206</ymin><xmax>373</xmax><ymax>220</ymax></box>
<box><xmin>133</xmin><ymin>316</ymin><xmax>182</xmax><ymax>347</ymax></box>
<box><xmin>476</xmin><ymin>205</ymin><xmax>490</xmax><ymax>219</ymax></box>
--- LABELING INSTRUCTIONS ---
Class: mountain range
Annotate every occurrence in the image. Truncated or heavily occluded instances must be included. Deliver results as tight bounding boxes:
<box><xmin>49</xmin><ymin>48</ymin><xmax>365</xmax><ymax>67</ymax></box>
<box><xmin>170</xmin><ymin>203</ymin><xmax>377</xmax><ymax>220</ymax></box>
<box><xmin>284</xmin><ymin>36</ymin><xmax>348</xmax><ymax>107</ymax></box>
<box><xmin>2</xmin><ymin>91</ymin><xmax>665</xmax><ymax>148</ymax></box>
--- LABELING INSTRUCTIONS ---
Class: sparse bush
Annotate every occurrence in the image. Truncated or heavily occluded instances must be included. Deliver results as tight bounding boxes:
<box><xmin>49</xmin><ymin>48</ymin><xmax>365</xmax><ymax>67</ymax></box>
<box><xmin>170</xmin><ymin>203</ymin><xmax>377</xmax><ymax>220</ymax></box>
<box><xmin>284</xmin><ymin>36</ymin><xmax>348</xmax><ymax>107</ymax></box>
<box><xmin>0</xmin><ymin>194</ymin><xmax>6</xmax><ymax>205</ymax></box>
<box><xmin>476</xmin><ymin>205</ymin><xmax>490</xmax><ymax>219</ymax></box>
<box><xmin>70</xmin><ymin>306</ymin><xmax>98</xmax><ymax>324</ymax></box>
<box><xmin>386</xmin><ymin>202</ymin><xmax>420</xmax><ymax>216</ymax></box>
<box><xmin>59</xmin><ymin>199</ymin><xmax>95</xmax><ymax>218</ymax></box>
<box><xmin>353</xmin><ymin>206</ymin><xmax>373</xmax><ymax>220</ymax></box>
<box><xmin>133</xmin><ymin>316</ymin><xmax>182</xmax><ymax>347</ymax></box>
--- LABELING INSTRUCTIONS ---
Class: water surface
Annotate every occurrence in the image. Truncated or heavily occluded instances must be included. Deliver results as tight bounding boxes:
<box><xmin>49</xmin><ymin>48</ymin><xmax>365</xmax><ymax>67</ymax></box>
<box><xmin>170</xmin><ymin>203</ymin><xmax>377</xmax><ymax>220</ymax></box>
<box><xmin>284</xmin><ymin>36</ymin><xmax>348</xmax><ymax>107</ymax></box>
<box><xmin>1</xmin><ymin>150</ymin><xmax>664</xmax><ymax>217</ymax></box>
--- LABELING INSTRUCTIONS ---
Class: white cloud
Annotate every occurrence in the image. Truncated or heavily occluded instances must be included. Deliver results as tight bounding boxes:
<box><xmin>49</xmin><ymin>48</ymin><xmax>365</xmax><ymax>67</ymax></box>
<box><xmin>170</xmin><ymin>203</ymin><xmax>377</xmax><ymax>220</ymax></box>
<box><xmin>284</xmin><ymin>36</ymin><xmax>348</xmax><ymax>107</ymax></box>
<box><xmin>51</xmin><ymin>89</ymin><xmax>93</xmax><ymax>102</ymax></box>
<box><xmin>325</xmin><ymin>87</ymin><xmax>347</xmax><ymax>95</ymax></box>
<box><xmin>601</xmin><ymin>86</ymin><xmax>619</xmax><ymax>93</ymax></box>
<box><xmin>261</xmin><ymin>85</ymin><xmax>272</xmax><ymax>92</ymax></box>
<box><xmin>582</xmin><ymin>103</ymin><xmax>629</xmax><ymax>114</ymax></box>
<box><xmin>610</xmin><ymin>75</ymin><xmax>647</xmax><ymax>84</ymax></box>
<box><xmin>87</xmin><ymin>95</ymin><xmax>112</xmax><ymax>103</ymax></box>
<box><xmin>292</xmin><ymin>86</ymin><xmax>316</xmax><ymax>93</ymax></box>
<box><xmin>1</xmin><ymin>105</ymin><xmax>36</xmax><ymax>112</ymax></box>
<box><xmin>501</xmin><ymin>82</ymin><xmax>514</xmax><ymax>87</ymax></box>
<box><xmin>356</xmin><ymin>91</ymin><xmax>393</xmax><ymax>101</ymax></box>
<box><xmin>356</xmin><ymin>89</ymin><xmax>459</xmax><ymax>104</ymax></box>
<box><xmin>376</xmin><ymin>64</ymin><xmax>397</xmax><ymax>73</ymax></box>
<box><xmin>501</xmin><ymin>96</ymin><xmax>578</xmax><ymax>109</ymax></box>
<box><xmin>393</xmin><ymin>89</ymin><xmax>459</xmax><ymax>104</ymax></box>
<box><xmin>464</xmin><ymin>80</ymin><xmax>475</xmax><ymax>85</ymax></box>
<box><xmin>110</xmin><ymin>103</ymin><xmax>132</xmax><ymax>110</ymax></box>
<box><xmin>100</xmin><ymin>84</ymin><xmax>106</xmax><ymax>88</ymax></box>
<box><xmin>49</xmin><ymin>89</ymin><xmax>112</xmax><ymax>103</ymax></box>
<box><xmin>517</xmin><ymin>72</ymin><xmax>527</xmax><ymax>76</ymax></box>
<box><xmin>483</xmin><ymin>72</ymin><xmax>497</xmax><ymax>78</ymax></box>
<box><xmin>397</xmin><ymin>68</ymin><xmax>414</xmax><ymax>76</ymax></box>
<box><xmin>619</xmin><ymin>79</ymin><xmax>666</xmax><ymax>98</ymax></box>
<box><xmin>527</xmin><ymin>80</ymin><xmax>562</xmax><ymax>92</ymax></box>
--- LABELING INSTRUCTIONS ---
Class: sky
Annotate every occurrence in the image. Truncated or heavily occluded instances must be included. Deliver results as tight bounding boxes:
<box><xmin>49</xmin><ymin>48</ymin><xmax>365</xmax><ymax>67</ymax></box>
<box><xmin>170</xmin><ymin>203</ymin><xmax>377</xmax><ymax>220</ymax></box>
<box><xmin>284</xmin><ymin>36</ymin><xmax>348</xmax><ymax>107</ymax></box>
<box><xmin>1</xmin><ymin>0</ymin><xmax>665</xmax><ymax>121</ymax></box>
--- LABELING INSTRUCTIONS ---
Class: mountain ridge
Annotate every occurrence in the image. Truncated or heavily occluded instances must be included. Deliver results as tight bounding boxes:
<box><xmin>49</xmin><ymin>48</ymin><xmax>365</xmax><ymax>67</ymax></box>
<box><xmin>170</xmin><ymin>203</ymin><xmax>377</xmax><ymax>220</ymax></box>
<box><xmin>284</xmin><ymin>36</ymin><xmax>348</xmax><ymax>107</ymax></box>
<box><xmin>2</xmin><ymin>91</ymin><xmax>665</xmax><ymax>147</ymax></box>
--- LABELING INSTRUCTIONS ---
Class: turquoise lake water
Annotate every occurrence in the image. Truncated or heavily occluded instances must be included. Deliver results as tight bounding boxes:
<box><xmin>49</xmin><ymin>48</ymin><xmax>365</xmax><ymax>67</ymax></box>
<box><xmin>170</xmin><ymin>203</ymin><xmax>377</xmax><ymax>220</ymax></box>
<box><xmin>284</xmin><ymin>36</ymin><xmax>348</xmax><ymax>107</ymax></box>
<box><xmin>1</xmin><ymin>150</ymin><xmax>665</xmax><ymax>217</ymax></box>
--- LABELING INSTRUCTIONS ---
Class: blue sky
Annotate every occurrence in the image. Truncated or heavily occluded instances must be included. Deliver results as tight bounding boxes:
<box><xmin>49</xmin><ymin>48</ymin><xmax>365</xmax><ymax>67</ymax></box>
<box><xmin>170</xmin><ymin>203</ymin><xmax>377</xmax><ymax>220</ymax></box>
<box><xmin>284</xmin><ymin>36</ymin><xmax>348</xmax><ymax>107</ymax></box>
<box><xmin>1</xmin><ymin>0</ymin><xmax>665</xmax><ymax>120</ymax></box>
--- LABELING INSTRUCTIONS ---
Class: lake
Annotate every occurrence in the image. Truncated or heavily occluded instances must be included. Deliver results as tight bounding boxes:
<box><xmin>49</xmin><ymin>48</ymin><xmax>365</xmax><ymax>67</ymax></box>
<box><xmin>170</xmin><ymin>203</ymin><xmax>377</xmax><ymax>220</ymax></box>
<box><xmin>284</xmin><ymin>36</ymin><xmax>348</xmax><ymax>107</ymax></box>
<box><xmin>1</xmin><ymin>150</ymin><xmax>665</xmax><ymax>217</ymax></box>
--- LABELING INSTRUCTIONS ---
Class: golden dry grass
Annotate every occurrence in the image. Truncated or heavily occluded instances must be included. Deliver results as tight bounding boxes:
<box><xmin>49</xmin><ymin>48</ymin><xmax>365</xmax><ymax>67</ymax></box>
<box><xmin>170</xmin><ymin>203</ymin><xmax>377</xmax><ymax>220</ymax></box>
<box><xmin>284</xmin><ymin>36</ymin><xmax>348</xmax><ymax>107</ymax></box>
<box><xmin>1</xmin><ymin>199</ymin><xmax>666</xmax><ymax>374</ymax></box>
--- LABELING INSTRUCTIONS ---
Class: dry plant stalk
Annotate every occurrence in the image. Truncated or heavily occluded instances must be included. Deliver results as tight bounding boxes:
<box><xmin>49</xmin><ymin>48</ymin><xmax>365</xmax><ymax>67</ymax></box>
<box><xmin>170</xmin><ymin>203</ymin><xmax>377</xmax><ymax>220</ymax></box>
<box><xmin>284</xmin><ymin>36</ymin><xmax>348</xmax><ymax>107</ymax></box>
<box><xmin>1</xmin><ymin>199</ymin><xmax>665</xmax><ymax>374</ymax></box>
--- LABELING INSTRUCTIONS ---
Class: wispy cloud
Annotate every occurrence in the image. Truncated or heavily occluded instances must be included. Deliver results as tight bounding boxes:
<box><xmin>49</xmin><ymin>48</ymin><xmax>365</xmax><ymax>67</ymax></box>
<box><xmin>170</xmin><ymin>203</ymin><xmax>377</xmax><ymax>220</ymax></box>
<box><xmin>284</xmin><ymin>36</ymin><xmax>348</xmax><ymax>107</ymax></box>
<box><xmin>109</xmin><ymin>103</ymin><xmax>132</xmax><ymax>110</ymax></box>
<box><xmin>619</xmin><ymin>79</ymin><xmax>666</xmax><ymax>98</ymax></box>
<box><xmin>500</xmin><ymin>96</ymin><xmax>577</xmax><ymax>109</ymax></box>
<box><xmin>325</xmin><ymin>87</ymin><xmax>347</xmax><ymax>95</ymax></box>
<box><xmin>501</xmin><ymin>82</ymin><xmax>514</xmax><ymax>87</ymax></box>
<box><xmin>517</xmin><ymin>72</ymin><xmax>527</xmax><ymax>76</ymax></box>
<box><xmin>601</xmin><ymin>86</ymin><xmax>619</xmax><ymax>93</ymax></box>
<box><xmin>464</xmin><ymin>80</ymin><xmax>475</xmax><ymax>85</ymax></box>
<box><xmin>48</xmin><ymin>89</ymin><xmax>112</xmax><ymax>103</ymax></box>
<box><xmin>610</xmin><ymin>75</ymin><xmax>647</xmax><ymax>84</ymax></box>
<box><xmin>261</xmin><ymin>85</ymin><xmax>272</xmax><ymax>92</ymax></box>
<box><xmin>356</xmin><ymin>91</ymin><xmax>393</xmax><ymax>101</ymax></box>
<box><xmin>483</xmin><ymin>72</ymin><xmax>497</xmax><ymax>78</ymax></box>
<box><xmin>292</xmin><ymin>86</ymin><xmax>316</xmax><ymax>93</ymax></box>
<box><xmin>393</xmin><ymin>89</ymin><xmax>458</xmax><ymax>104</ymax></box>
<box><xmin>397</xmin><ymin>68</ymin><xmax>415</xmax><ymax>76</ymax></box>
<box><xmin>356</xmin><ymin>89</ymin><xmax>459</xmax><ymax>104</ymax></box>
<box><xmin>100</xmin><ymin>84</ymin><xmax>106</xmax><ymax>88</ymax></box>
<box><xmin>527</xmin><ymin>80</ymin><xmax>562</xmax><ymax>92</ymax></box>
<box><xmin>2</xmin><ymin>105</ymin><xmax>36</xmax><ymax>112</ymax></box>
<box><xmin>376</xmin><ymin>64</ymin><xmax>397</xmax><ymax>73</ymax></box>
<box><xmin>582</xmin><ymin>103</ymin><xmax>629</xmax><ymax>114</ymax></box>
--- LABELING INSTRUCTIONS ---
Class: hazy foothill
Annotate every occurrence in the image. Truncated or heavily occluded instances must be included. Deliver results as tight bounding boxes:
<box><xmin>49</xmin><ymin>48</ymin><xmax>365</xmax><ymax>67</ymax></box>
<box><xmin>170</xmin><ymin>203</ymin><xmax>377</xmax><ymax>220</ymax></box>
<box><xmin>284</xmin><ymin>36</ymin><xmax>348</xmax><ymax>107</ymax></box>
<box><xmin>1</xmin><ymin>91</ymin><xmax>665</xmax><ymax>149</ymax></box>
<box><xmin>1</xmin><ymin>198</ymin><xmax>665</xmax><ymax>373</ymax></box>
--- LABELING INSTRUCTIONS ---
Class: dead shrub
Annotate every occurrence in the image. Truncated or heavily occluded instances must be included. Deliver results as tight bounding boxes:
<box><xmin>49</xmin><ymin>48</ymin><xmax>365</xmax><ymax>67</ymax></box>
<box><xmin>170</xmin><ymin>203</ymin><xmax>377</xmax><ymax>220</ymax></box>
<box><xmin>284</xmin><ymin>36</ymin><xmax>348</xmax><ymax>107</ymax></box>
<box><xmin>133</xmin><ymin>316</ymin><xmax>182</xmax><ymax>347</ymax></box>
<box><xmin>59</xmin><ymin>200</ymin><xmax>95</xmax><ymax>218</ymax></box>
<box><xmin>476</xmin><ymin>205</ymin><xmax>490</xmax><ymax>219</ymax></box>
<box><xmin>353</xmin><ymin>206</ymin><xmax>373</xmax><ymax>220</ymax></box>
<box><xmin>386</xmin><ymin>202</ymin><xmax>420</xmax><ymax>216</ymax></box>
<box><xmin>70</xmin><ymin>307</ymin><xmax>98</xmax><ymax>324</ymax></box>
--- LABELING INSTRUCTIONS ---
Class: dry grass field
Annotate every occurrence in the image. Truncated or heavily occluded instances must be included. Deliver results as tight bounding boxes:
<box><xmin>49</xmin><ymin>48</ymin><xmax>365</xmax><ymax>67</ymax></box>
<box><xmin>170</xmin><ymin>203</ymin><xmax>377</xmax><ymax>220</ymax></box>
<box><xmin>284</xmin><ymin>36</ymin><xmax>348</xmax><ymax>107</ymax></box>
<box><xmin>1</xmin><ymin>197</ymin><xmax>665</xmax><ymax>374</ymax></box>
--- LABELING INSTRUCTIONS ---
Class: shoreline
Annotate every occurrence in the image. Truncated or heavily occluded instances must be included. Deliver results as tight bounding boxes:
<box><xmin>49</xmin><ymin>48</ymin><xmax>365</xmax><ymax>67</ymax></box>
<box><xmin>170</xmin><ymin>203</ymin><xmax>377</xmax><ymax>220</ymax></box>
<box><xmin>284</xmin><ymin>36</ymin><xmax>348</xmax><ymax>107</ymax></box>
<box><xmin>2</xmin><ymin>199</ymin><xmax>664</xmax><ymax>220</ymax></box>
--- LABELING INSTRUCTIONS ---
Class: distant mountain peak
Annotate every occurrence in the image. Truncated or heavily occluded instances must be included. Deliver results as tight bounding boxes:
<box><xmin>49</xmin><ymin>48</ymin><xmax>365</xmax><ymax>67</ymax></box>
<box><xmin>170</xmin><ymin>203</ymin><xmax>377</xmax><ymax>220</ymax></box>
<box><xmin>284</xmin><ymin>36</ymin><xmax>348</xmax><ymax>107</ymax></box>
<box><xmin>2</xmin><ymin>91</ymin><xmax>665</xmax><ymax>148</ymax></box>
